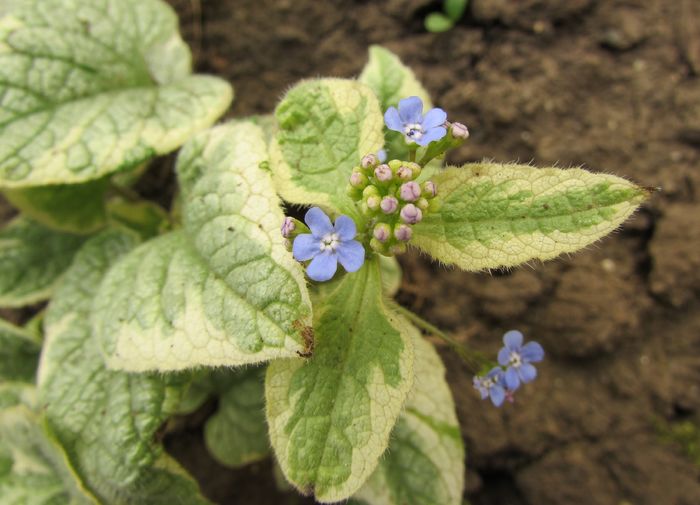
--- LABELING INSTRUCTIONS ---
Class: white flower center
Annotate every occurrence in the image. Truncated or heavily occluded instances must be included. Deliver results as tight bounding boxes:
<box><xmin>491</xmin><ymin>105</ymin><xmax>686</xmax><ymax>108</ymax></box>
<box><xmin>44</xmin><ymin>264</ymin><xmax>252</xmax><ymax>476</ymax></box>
<box><xmin>404</xmin><ymin>122</ymin><xmax>423</xmax><ymax>140</ymax></box>
<box><xmin>509</xmin><ymin>352</ymin><xmax>522</xmax><ymax>368</ymax></box>
<box><xmin>319</xmin><ymin>232</ymin><xmax>340</xmax><ymax>252</ymax></box>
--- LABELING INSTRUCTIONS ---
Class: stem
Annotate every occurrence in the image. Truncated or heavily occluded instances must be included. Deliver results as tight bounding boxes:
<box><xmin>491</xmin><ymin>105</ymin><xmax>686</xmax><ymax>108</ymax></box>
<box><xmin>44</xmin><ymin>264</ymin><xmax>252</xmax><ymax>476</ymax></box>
<box><xmin>109</xmin><ymin>182</ymin><xmax>142</xmax><ymax>202</ymax></box>
<box><xmin>409</xmin><ymin>148</ymin><xmax>417</xmax><ymax>163</ymax></box>
<box><xmin>392</xmin><ymin>304</ymin><xmax>489</xmax><ymax>373</ymax></box>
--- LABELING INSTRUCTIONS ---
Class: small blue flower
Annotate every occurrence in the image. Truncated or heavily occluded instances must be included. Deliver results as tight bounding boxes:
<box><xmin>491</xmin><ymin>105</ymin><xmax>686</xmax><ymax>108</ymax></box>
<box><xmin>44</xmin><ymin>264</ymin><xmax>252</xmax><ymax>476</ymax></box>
<box><xmin>498</xmin><ymin>330</ymin><xmax>545</xmax><ymax>391</ymax></box>
<box><xmin>376</xmin><ymin>149</ymin><xmax>387</xmax><ymax>163</ymax></box>
<box><xmin>384</xmin><ymin>96</ymin><xmax>447</xmax><ymax>146</ymax></box>
<box><xmin>473</xmin><ymin>367</ymin><xmax>508</xmax><ymax>407</ymax></box>
<box><xmin>292</xmin><ymin>207</ymin><xmax>365</xmax><ymax>282</ymax></box>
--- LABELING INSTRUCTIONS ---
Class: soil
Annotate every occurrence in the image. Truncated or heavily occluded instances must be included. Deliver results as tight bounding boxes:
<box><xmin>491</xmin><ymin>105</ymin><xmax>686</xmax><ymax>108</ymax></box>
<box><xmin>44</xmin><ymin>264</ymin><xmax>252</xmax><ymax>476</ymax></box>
<box><xmin>3</xmin><ymin>0</ymin><xmax>699</xmax><ymax>504</ymax></box>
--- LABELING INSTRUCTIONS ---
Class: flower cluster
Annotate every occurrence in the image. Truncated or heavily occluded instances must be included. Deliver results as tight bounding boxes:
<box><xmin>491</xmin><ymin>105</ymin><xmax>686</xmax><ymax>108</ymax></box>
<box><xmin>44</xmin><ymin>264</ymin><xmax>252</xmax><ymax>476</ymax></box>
<box><xmin>473</xmin><ymin>330</ymin><xmax>544</xmax><ymax>407</ymax></box>
<box><xmin>346</xmin><ymin>155</ymin><xmax>440</xmax><ymax>256</ymax></box>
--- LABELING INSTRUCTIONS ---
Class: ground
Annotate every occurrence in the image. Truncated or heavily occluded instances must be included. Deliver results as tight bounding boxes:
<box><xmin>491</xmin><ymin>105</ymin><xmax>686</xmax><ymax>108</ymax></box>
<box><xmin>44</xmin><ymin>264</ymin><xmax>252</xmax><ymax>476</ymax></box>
<box><xmin>5</xmin><ymin>0</ymin><xmax>700</xmax><ymax>503</ymax></box>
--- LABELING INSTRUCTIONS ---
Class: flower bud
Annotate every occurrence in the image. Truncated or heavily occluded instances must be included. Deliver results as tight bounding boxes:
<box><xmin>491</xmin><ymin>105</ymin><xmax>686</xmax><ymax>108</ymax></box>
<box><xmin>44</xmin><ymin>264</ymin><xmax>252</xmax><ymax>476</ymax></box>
<box><xmin>363</xmin><ymin>185</ymin><xmax>380</xmax><ymax>199</ymax></box>
<box><xmin>394</xmin><ymin>224</ymin><xmax>413</xmax><ymax>242</ymax></box>
<box><xmin>407</xmin><ymin>162</ymin><xmax>421</xmax><ymax>179</ymax></box>
<box><xmin>423</xmin><ymin>180</ymin><xmax>438</xmax><ymax>198</ymax></box>
<box><xmin>349</xmin><ymin>171</ymin><xmax>368</xmax><ymax>188</ymax></box>
<box><xmin>373</xmin><ymin>223</ymin><xmax>391</xmax><ymax>243</ymax></box>
<box><xmin>400</xmin><ymin>203</ymin><xmax>423</xmax><ymax>224</ymax></box>
<box><xmin>361</xmin><ymin>153</ymin><xmax>378</xmax><ymax>169</ymax></box>
<box><xmin>380</xmin><ymin>196</ymin><xmax>399</xmax><ymax>214</ymax></box>
<box><xmin>281</xmin><ymin>216</ymin><xmax>296</xmax><ymax>238</ymax></box>
<box><xmin>374</xmin><ymin>164</ymin><xmax>393</xmax><ymax>182</ymax></box>
<box><xmin>399</xmin><ymin>181</ymin><xmax>421</xmax><ymax>202</ymax></box>
<box><xmin>396</xmin><ymin>165</ymin><xmax>412</xmax><ymax>180</ymax></box>
<box><xmin>346</xmin><ymin>184</ymin><xmax>362</xmax><ymax>199</ymax></box>
<box><xmin>388</xmin><ymin>159</ymin><xmax>403</xmax><ymax>171</ymax></box>
<box><xmin>366</xmin><ymin>195</ymin><xmax>380</xmax><ymax>211</ymax></box>
<box><xmin>370</xmin><ymin>238</ymin><xmax>388</xmax><ymax>254</ymax></box>
<box><xmin>450</xmin><ymin>122</ymin><xmax>469</xmax><ymax>140</ymax></box>
<box><xmin>416</xmin><ymin>197</ymin><xmax>430</xmax><ymax>211</ymax></box>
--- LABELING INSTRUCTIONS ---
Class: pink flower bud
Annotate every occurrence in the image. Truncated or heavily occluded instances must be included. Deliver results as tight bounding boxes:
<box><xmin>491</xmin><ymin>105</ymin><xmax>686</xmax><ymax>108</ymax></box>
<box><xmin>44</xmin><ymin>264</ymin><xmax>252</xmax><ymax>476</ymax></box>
<box><xmin>399</xmin><ymin>181</ymin><xmax>421</xmax><ymax>202</ymax></box>
<box><xmin>373</xmin><ymin>223</ymin><xmax>391</xmax><ymax>243</ymax></box>
<box><xmin>394</xmin><ymin>224</ymin><xmax>413</xmax><ymax>242</ymax></box>
<box><xmin>361</xmin><ymin>153</ymin><xmax>378</xmax><ymax>168</ymax></box>
<box><xmin>423</xmin><ymin>180</ymin><xmax>438</xmax><ymax>197</ymax></box>
<box><xmin>349</xmin><ymin>171</ymin><xmax>368</xmax><ymax>188</ymax></box>
<box><xmin>281</xmin><ymin>217</ymin><xmax>295</xmax><ymax>238</ymax></box>
<box><xmin>451</xmin><ymin>122</ymin><xmax>469</xmax><ymax>140</ymax></box>
<box><xmin>396</xmin><ymin>166</ymin><xmax>412</xmax><ymax>180</ymax></box>
<box><xmin>380</xmin><ymin>196</ymin><xmax>399</xmax><ymax>214</ymax></box>
<box><xmin>400</xmin><ymin>203</ymin><xmax>423</xmax><ymax>224</ymax></box>
<box><xmin>374</xmin><ymin>164</ymin><xmax>393</xmax><ymax>182</ymax></box>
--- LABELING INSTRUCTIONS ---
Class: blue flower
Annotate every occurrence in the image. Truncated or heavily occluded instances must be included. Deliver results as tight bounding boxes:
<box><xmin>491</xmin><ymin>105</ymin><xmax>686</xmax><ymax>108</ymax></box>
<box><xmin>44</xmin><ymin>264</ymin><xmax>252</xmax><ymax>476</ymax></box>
<box><xmin>498</xmin><ymin>330</ymin><xmax>545</xmax><ymax>391</ymax></box>
<box><xmin>292</xmin><ymin>207</ymin><xmax>365</xmax><ymax>282</ymax></box>
<box><xmin>473</xmin><ymin>367</ymin><xmax>508</xmax><ymax>407</ymax></box>
<box><xmin>384</xmin><ymin>96</ymin><xmax>447</xmax><ymax>146</ymax></box>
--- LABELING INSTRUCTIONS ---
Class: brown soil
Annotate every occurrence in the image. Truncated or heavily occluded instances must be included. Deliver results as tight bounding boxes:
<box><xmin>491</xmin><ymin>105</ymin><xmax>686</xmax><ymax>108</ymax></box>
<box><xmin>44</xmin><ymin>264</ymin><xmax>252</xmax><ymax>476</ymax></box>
<box><xmin>3</xmin><ymin>0</ymin><xmax>699</xmax><ymax>503</ymax></box>
<box><xmin>162</xmin><ymin>0</ymin><xmax>700</xmax><ymax>503</ymax></box>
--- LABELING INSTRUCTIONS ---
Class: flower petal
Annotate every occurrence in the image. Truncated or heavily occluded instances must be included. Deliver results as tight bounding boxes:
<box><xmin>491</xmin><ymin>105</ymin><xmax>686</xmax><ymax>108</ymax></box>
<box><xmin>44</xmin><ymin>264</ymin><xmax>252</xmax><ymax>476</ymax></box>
<box><xmin>304</xmin><ymin>207</ymin><xmax>333</xmax><ymax>238</ymax></box>
<box><xmin>519</xmin><ymin>363</ymin><xmax>538</xmax><ymax>383</ymax></box>
<box><xmin>415</xmin><ymin>126</ymin><xmax>446</xmax><ymax>146</ymax></box>
<box><xmin>521</xmin><ymin>341</ymin><xmax>545</xmax><ymax>362</ymax></box>
<box><xmin>333</xmin><ymin>215</ymin><xmax>356</xmax><ymax>241</ymax></box>
<box><xmin>292</xmin><ymin>234</ymin><xmax>320</xmax><ymax>261</ymax></box>
<box><xmin>398</xmin><ymin>96</ymin><xmax>423</xmax><ymax>124</ymax></box>
<box><xmin>306</xmin><ymin>251</ymin><xmax>338</xmax><ymax>282</ymax></box>
<box><xmin>505</xmin><ymin>367</ymin><xmax>521</xmax><ymax>391</ymax></box>
<box><xmin>503</xmin><ymin>330</ymin><xmax>523</xmax><ymax>350</ymax></box>
<box><xmin>490</xmin><ymin>385</ymin><xmax>506</xmax><ymax>407</ymax></box>
<box><xmin>422</xmin><ymin>107</ymin><xmax>447</xmax><ymax>129</ymax></box>
<box><xmin>337</xmin><ymin>240</ymin><xmax>365</xmax><ymax>273</ymax></box>
<box><xmin>384</xmin><ymin>107</ymin><xmax>403</xmax><ymax>132</ymax></box>
<box><xmin>497</xmin><ymin>347</ymin><xmax>511</xmax><ymax>366</ymax></box>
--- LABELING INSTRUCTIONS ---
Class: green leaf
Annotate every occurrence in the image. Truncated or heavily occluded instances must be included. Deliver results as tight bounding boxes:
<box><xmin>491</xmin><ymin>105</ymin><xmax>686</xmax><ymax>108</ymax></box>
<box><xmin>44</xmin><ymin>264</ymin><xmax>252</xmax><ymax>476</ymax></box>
<box><xmin>0</xmin><ymin>319</ymin><xmax>40</xmax><ymax>383</ymax></box>
<box><xmin>2</xmin><ymin>179</ymin><xmax>109</xmax><ymax>234</ymax></box>
<box><xmin>0</xmin><ymin>384</ymin><xmax>98</xmax><ymax>505</ymax></box>
<box><xmin>359</xmin><ymin>46</ymin><xmax>433</xmax><ymax>112</ymax></box>
<box><xmin>413</xmin><ymin>163</ymin><xmax>649</xmax><ymax>270</ymax></box>
<box><xmin>269</xmin><ymin>79</ymin><xmax>384</xmax><ymax>217</ymax></box>
<box><xmin>445</xmin><ymin>0</ymin><xmax>468</xmax><ymax>21</ymax></box>
<box><xmin>354</xmin><ymin>332</ymin><xmax>464</xmax><ymax>505</ymax></box>
<box><xmin>106</xmin><ymin>198</ymin><xmax>171</xmax><ymax>239</ymax></box>
<box><xmin>266</xmin><ymin>258</ymin><xmax>415</xmax><ymax>502</ymax></box>
<box><xmin>38</xmin><ymin>230</ymin><xmax>210</xmax><ymax>505</ymax></box>
<box><xmin>425</xmin><ymin>13</ymin><xmax>456</xmax><ymax>33</ymax></box>
<box><xmin>0</xmin><ymin>0</ymin><xmax>232</xmax><ymax>188</ymax></box>
<box><xmin>204</xmin><ymin>368</ymin><xmax>269</xmax><ymax>468</ymax></box>
<box><xmin>0</xmin><ymin>217</ymin><xmax>86</xmax><ymax>307</ymax></box>
<box><xmin>94</xmin><ymin>122</ymin><xmax>312</xmax><ymax>372</ymax></box>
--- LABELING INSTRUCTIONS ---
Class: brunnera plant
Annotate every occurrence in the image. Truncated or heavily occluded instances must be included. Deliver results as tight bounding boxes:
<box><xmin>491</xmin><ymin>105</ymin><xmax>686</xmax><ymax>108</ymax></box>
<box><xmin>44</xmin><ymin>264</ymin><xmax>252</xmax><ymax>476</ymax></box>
<box><xmin>0</xmin><ymin>1</ymin><xmax>649</xmax><ymax>504</ymax></box>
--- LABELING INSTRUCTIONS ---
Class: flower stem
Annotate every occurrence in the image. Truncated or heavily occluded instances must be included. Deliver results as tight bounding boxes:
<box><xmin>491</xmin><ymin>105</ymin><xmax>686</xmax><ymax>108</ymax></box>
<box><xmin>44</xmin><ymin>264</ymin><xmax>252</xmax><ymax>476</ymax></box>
<box><xmin>409</xmin><ymin>148</ymin><xmax>417</xmax><ymax>163</ymax></box>
<box><xmin>392</xmin><ymin>304</ymin><xmax>489</xmax><ymax>373</ymax></box>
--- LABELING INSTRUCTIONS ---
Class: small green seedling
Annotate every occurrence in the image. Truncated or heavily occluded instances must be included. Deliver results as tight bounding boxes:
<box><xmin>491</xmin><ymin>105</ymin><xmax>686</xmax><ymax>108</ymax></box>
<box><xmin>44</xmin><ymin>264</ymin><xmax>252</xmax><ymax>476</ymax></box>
<box><xmin>425</xmin><ymin>0</ymin><xmax>468</xmax><ymax>33</ymax></box>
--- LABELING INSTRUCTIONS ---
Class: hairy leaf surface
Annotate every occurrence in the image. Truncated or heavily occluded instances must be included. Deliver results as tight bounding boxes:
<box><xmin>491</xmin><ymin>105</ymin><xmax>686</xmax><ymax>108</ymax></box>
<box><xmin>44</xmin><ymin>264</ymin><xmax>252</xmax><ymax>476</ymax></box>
<box><xmin>204</xmin><ymin>368</ymin><xmax>269</xmax><ymax>468</ymax></box>
<box><xmin>3</xmin><ymin>179</ymin><xmax>109</xmax><ymax>234</ymax></box>
<box><xmin>413</xmin><ymin>163</ymin><xmax>649</xmax><ymax>270</ymax></box>
<box><xmin>0</xmin><ymin>217</ymin><xmax>86</xmax><ymax>307</ymax></box>
<box><xmin>269</xmin><ymin>79</ymin><xmax>384</xmax><ymax>217</ymax></box>
<box><xmin>0</xmin><ymin>0</ymin><xmax>232</xmax><ymax>187</ymax></box>
<box><xmin>38</xmin><ymin>230</ymin><xmax>210</xmax><ymax>504</ymax></box>
<box><xmin>0</xmin><ymin>319</ymin><xmax>40</xmax><ymax>382</ymax></box>
<box><xmin>266</xmin><ymin>259</ymin><xmax>414</xmax><ymax>502</ymax></box>
<box><xmin>354</xmin><ymin>333</ymin><xmax>464</xmax><ymax>505</ymax></box>
<box><xmin>94</xmin><ymin>122</ymin><xmax>311</xmax><ymax>371</ymax></box>
<box><xmin>0</xmin><ymin>384</ymin><xmax>98</xmax><ymax>505</ymax></box>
